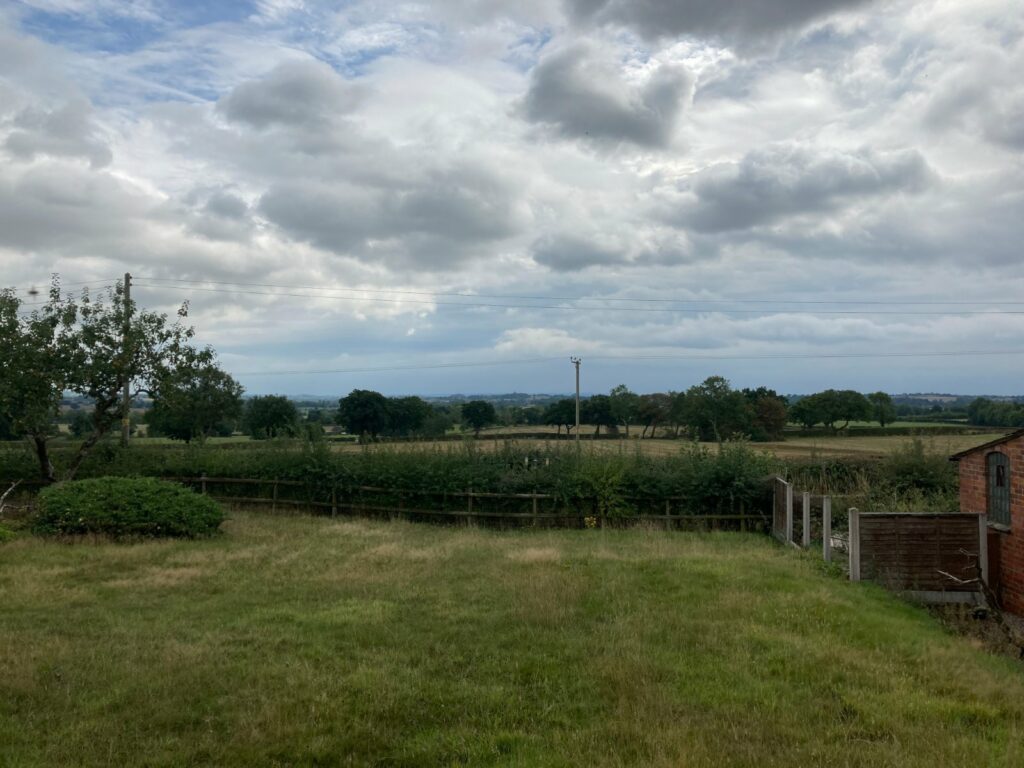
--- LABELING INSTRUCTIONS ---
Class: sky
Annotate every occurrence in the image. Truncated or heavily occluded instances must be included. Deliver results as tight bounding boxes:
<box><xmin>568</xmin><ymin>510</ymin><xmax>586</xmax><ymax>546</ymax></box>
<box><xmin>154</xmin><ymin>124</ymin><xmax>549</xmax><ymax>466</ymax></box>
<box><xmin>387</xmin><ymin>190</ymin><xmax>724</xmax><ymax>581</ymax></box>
<box><xmin>2</xmin><ymin>0</ymin><xmax>1023</xmax><ymax>397</ymax></box>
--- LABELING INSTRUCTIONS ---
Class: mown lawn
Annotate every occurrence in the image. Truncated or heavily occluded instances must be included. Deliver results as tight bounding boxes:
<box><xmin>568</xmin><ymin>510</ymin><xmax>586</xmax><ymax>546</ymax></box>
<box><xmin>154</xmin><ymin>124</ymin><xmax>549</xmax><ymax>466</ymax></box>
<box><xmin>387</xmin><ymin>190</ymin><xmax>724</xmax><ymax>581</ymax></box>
<box><xmin>1</xmin><ymin>513</ymin><xmax>1022</xmax><ymax>767</ymax></box>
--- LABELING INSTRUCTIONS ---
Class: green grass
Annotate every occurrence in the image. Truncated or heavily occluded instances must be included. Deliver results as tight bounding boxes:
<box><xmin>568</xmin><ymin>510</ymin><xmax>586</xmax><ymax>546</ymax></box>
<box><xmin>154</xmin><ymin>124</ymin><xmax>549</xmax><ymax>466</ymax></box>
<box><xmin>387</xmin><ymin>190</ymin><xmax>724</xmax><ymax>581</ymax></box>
<box><xmin>2</xmin><ymin>513</ymin><xmax>1022</xmax><ymax>766</ymax></box>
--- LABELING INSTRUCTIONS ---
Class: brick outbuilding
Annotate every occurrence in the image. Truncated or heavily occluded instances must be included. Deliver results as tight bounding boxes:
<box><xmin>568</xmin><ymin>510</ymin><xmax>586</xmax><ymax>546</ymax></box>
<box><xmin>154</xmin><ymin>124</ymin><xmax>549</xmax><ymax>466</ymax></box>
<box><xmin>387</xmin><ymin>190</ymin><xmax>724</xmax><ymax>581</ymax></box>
<box><xmin>951</xmin><ymin>429</ymin><xmax>1024</xmax><ymax>615</ymax></box>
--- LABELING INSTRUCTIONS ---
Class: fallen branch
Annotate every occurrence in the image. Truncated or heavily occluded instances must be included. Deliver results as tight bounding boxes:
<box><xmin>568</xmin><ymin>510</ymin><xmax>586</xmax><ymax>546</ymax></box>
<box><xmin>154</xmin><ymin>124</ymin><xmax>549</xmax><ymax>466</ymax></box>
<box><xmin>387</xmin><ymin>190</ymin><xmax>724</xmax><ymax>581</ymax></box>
<box><xmin>0</xmin><ymin>480</ymin><xmax>21</xmax><ymax>519</ymax></box>
<box><xmin>940</xmin><ymin>551</ymin><xmax>1024</xmax><ymax>659</ymax></box>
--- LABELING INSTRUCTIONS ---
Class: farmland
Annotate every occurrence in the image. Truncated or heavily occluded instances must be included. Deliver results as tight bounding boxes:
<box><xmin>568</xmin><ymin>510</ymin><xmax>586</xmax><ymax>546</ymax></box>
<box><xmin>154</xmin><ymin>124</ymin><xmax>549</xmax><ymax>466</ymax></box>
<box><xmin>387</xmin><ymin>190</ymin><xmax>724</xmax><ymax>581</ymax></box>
<box><xmin>2</xmin><ymin>511</ymin><xmax>1023</xmax><ymax>767</ymax></box>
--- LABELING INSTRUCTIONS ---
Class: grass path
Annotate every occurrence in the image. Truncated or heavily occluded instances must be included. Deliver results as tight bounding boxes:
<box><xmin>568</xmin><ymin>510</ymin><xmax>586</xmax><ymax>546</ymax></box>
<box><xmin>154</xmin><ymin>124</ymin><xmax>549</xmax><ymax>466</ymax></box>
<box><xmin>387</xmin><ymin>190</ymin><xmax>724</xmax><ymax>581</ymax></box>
<box><xmin>2</xmin><ymin>513</ymin><xmax>1022</xmax><ymax>766</ymax></box>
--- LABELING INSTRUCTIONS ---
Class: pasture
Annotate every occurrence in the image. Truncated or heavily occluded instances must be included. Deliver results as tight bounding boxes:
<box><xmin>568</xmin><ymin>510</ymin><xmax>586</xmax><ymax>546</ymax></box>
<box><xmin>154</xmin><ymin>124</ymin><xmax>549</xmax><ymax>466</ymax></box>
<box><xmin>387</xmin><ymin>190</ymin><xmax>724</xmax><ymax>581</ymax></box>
<box><xmin>2</xmin><ymin>512</ymin><xmax>1022</xmax><ymax>766</ymax></box>
<box><xmin>326</xmin><ymin>430</ymin><xmax>1010</xmax><ymax>461</ymax></box>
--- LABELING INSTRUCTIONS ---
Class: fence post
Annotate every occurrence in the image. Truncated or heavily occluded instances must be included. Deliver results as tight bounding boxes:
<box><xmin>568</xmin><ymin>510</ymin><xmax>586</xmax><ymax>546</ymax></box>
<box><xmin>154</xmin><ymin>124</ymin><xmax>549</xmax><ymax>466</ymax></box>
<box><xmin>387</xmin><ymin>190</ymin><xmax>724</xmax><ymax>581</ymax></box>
<box><xmin>785</xmin><ymin>484</ymin><xmax>794</xmax><ymax>544</ymax></box>
<box><xmin>532</xmin><ymin>492</ymin><xmax>538</xmax><ymax>527</ymax></box>
<box><xmin>978</xmin><ymin>513</ymin><xmax>989</xmax><ymax>585</ymax></box>
<box><xmin>822</xmin><ymin>497</ymin><xmax>832</xmax><ymax>563</ymax></box>
<box><xmin>331</xmin><ymin>487</ymin><xmax>337</xmax><ymax>517</ymax></box>
<box><xmin>467</xmin><ymin>487</ymin><xmax>473</xmax><ymax>522</ymax></box>
<box><xmin>740</xmin><ymin>500</ymin><xmax>746</xmax><ymax>533</ymax></box>
<box><xmin>200</xmin><ymin>473</ymin><xmax>207</xmax><ymax>496</ymax></box>
<box><xmin>849</xmin><ymin>508</ymin><xmax>860</xmax><ymax>581</ymax></box>
<box><xmin>802</xmin><ymin>491</ymin><xmax>811</xmax><ymax>548</ymax></box>
<box><xmin>272</xmin><ymin>478</ymin><xmax>278</xmax><ymax>514</ymax></box>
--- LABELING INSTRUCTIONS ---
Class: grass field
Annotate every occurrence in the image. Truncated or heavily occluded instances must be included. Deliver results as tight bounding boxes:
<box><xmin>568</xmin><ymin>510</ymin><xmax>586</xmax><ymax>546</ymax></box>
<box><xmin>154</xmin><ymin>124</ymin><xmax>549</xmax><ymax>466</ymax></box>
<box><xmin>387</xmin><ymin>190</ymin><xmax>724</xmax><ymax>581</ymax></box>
<box><xmin>2</xmin><ymin>512</ymin><xmax>1022</xmax><ymax>766</ymax></box>
<box><xmin>322</xmin><ymin>431</ymin><xmax>1010</xmax><ymax>461</ymax></box>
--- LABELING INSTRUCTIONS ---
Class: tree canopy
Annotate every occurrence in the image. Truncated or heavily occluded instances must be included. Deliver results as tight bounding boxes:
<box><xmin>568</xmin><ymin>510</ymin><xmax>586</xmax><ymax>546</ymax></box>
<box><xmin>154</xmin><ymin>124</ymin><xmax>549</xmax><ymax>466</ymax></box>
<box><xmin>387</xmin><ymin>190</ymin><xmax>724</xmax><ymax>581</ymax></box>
<box><xmin>462</xmin><ymin>400</ymin><xmax>497</xmax><ymax>436</ymax></box>
<box><xmin>1</xmin><ymin>279</ymin><xmax>196</xmax><ymax>480</ymax></box>
<box><xmin>244</xmin><ymin>395</ymin><xmax>299</xmax><ymax>439</ymax></box>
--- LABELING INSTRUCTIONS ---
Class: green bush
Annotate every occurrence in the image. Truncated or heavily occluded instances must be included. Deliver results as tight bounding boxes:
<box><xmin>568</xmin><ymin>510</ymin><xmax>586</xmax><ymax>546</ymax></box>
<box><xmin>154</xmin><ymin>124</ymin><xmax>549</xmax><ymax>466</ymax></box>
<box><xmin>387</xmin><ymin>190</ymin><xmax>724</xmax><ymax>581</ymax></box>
<box><xmin>33</xmin><ymin>477</ymin><xmax>224</xmax><ymax>539</ymax></box>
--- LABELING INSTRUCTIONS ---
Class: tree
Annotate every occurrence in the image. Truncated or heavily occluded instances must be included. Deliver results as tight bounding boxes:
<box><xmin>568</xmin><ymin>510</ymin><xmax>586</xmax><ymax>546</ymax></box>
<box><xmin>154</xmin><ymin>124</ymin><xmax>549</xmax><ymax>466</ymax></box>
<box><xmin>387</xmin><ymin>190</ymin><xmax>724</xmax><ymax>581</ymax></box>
<box><xmin>742</xmin><ymin>387</ymin><xmax>788</xmax><ymax>441</ymax></box>
<box><xmin>790</xmin><ymin>389</ymin><xmax>871</xmax><ymax>432</ymax></box>
<box><xmin>543</xmin><ymin>399</ymin><xmax>577</xmax><ymax>436</ymax></box>
<box><xmin>147</xmin><ymin>347</ymin><xmax>244</xmax><ymax>443</ymax></box>
<box><xmin>681</xmin><ymin>376</ymin><xmax>750</xmax><ymax>442</ymax></box>
<box><xmin>337</xmin><ymin>389</ymin><xmax>390</xmax><ymax>438</ymax></box>
<box><xmin>0</xmin><ymin>279</ymin><xmax>195</xmax><ymax>481</ymax></box>
<box><xmin>636</xmin><ymin>393</ymin><xmax>672</xmax><ymax>438</ymax></box>
<box><xmin>462</xmin><ymin>400</ymin><xmax>497</xmax><ymax>437</ymax></box>
<box><xmin>581</xmin><ymin>394</ymin><xmax>615</xmax><ymax>435</ymax></box>
<box><xmin>609</xmin><ymin>384</ymin><xmax>639</xmax><ymax>437</ymax></box>
<box><xmin>386</xmin><ymin>396</ymin><xmax>432</xmax><ymax>437</ymax></box>
<box><xmin>244</xmin><ymin>395</ymin><xmax>299</xmax><ymax>439</ymax></box>
<box><xmin>868</xmin><ymin>391</ymin><xmax>896</xmax><ymax>427</ymax></box>
<box><xmin>69</xmin><ymin>410</ymin><xmax>93</xmax><ymax>439</ymax></box>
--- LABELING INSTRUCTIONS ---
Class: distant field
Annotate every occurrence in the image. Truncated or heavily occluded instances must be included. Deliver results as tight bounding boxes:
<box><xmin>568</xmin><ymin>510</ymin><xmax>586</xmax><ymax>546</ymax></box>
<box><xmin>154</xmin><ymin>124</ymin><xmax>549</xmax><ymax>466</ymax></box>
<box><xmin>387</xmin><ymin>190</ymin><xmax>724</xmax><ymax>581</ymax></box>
<box><xmin>2</xmin><ymin>513</ymin><xmax>1022</xmax><ymax>766</ymax></box>
<box><xmin>327</xmin><ymin>431</ymin><xmax>1010</xmax><ymax>461</ymax></box>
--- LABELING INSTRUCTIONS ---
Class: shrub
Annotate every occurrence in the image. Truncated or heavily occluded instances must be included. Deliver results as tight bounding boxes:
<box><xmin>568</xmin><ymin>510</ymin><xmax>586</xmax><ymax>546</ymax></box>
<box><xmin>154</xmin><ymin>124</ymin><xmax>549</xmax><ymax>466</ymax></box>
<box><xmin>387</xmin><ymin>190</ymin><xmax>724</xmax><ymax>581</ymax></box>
<box><xmin>33</xmin><ymin>477</ymin><xmax>224</xmax><ymax>539</ymax></box>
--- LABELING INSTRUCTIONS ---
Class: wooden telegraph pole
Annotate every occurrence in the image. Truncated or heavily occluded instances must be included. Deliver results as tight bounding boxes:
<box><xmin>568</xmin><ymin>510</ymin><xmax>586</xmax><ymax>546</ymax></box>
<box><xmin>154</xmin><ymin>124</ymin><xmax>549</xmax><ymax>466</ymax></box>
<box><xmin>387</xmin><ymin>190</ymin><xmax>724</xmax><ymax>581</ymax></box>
<box><xmin>121</xmin><ymin>272</ymin><xmax>132</xmax><ymax>447</ymax></box>
<box><xmin>571</xmin><ymin>357</ymin><xmax>581</xmax><ymax>449</ymax></box>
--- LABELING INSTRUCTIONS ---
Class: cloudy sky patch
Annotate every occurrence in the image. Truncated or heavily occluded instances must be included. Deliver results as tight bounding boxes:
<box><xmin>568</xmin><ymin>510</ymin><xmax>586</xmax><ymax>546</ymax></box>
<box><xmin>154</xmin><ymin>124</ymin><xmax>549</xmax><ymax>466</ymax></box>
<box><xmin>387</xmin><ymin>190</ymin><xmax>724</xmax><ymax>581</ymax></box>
<box><xmin>2</xmin><ymin>0</ymin><xmax>1023</xmax><ymax>395</ymax></box>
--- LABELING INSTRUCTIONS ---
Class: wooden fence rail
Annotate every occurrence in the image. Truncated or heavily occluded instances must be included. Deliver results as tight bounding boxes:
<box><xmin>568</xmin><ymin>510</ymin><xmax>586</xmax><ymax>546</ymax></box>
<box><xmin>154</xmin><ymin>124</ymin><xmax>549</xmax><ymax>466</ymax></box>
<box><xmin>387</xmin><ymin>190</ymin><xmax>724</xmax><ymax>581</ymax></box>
<box><xmin>166</xmin><ymin>475</ymin><xmax>769</xmax><ymax>530</ymax></box>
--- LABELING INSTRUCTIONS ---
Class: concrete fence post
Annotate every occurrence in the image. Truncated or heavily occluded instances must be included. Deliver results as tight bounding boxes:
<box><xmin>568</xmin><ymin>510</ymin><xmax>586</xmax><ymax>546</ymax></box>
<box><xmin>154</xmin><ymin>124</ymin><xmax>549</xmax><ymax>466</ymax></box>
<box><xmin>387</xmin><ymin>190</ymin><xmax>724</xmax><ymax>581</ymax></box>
<box><xmin>822</xmin><ymin>497</ymin><xmax>832</xmax><ymax>563</ymax></box>
<box><xmin>785</xmin><ymin>484</ymin><xmax>794</xmax><ymax>544</ymax></box>
<box><xmin>802</xmin><ymin>491</ymin><xmax>811</xmax><ymax>548</ymax></box>
<box><xmin>849</xmin><ymin>508</ymin><xmax>861</xmax><ymax>581</ymax></box>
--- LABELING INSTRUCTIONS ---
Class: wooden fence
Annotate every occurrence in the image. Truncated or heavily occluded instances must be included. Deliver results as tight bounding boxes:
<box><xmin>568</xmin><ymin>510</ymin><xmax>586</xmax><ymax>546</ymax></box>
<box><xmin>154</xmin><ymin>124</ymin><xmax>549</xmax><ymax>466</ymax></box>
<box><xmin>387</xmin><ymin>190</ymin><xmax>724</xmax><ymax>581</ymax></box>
<box><xmin>848</xmin><ymin>511</ymin><xmax>987</xmax><ymax>603</ymax></box>
<box><xmin>167</xmin><ymin>476</ymin><xmax>769</xmax><ymax>531</ymax></box>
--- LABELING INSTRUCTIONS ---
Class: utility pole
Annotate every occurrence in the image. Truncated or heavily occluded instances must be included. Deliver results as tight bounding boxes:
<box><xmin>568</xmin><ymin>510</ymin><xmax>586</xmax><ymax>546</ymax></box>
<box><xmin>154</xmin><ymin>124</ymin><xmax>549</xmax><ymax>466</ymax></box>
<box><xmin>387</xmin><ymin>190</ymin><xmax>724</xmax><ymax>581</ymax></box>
<box><xmin>571</xmin><ymin>357</ymin><xmax>581</xmax><ymax>449</ymax></box>
<box><xmin>121</xmin><ymin>272</ymin><xmax>132</xmax><ymax>448</ymax></box>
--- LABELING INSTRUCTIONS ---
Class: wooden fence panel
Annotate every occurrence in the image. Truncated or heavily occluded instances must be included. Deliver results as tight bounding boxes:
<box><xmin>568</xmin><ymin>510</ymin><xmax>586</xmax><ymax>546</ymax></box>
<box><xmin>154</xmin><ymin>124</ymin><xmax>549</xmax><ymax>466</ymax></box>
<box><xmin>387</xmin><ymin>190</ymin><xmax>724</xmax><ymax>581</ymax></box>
<box><xmin>856</xmin><ymin>513</ymin><xmax>983</xmax><ymax>595</ymax></box>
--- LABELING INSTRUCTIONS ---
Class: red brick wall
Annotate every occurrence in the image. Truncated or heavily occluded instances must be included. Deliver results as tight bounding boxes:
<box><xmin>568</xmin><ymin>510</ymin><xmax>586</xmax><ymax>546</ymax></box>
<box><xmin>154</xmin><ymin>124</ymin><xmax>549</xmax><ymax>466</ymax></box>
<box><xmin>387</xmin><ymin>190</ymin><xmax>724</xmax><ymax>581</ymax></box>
<box><xmin>957</xmin><ymin>435</ymin><xmax>1024</xmax><ymax>615</ymax></box>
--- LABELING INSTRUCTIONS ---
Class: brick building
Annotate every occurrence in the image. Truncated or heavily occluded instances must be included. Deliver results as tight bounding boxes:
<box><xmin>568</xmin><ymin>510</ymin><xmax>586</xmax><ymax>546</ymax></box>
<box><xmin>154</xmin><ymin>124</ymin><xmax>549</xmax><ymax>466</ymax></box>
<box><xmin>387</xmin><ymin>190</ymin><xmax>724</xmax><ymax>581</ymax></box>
<box><xmin>951</xmin><ymin>429</ymin><xmax>1024</xmax><ymax>615</ymax></box>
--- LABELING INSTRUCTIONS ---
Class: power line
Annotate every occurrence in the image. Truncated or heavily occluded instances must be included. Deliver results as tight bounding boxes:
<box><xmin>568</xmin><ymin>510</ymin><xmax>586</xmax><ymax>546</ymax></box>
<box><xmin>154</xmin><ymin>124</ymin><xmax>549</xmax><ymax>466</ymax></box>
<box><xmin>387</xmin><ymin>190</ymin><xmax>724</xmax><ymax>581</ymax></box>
<box><xmin>134</xmin><ymin>275</ymin><xmax>1024</xmax><ymax>307</ymax></box>
<box><xmin>132</xmin><ymin>282</ymin><xmax>1024</xmax><ymax>317</ymax></box>
<box><xmin>233</xmin><ymin>348</ymin><xmax>1024</xmax><ymax>376</ymax></box>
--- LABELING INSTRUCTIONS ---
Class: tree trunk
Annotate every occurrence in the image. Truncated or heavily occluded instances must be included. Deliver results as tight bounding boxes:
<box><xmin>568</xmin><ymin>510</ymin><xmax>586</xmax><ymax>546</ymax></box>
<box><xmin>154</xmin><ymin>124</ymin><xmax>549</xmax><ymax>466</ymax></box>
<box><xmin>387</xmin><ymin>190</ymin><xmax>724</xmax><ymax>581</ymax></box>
<box><xmin>31</xmin><ymin>434</ymin><xmax>55</xmax><ymax>483</ymax></box>
<box><xmin>63</xmin><ymin>427</ymin><xmax>108</xmax><ymax>481</ymax></box>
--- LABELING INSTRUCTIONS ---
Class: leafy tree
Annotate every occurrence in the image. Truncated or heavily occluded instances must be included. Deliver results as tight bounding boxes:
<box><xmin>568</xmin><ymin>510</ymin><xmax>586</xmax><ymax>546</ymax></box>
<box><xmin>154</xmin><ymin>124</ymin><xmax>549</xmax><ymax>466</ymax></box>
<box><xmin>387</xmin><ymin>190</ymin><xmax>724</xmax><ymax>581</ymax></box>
<box><xmin>544</xmin><ymin>398</ymin><xmax>577</xmax><ymax>436</ymax></box>
<box><xmin>244</xmin><ymin>395</ymin><xmax>299</xmax><ymax>439</ymax></box>
<box><xmin>0</xmin><ymin>280</ymin><xmax>194</xmax><ymax>481</ymax></box>
<box><xmin>147</xmin><ymin>347</ymin><xmax>243</xmax><ymax>443</ymax></box>
<box><xmin>966</xmin><ymin>398</ymin><xmax>1024</xmax><ymax>427</ymax></box>
<box><xmin>337</xmin><ymin>389</ymin><xmax>390</xmax><ymax>438</ymax></box>
<box><xmin>69</xmin><ymin>410</ymin><xmax>93</xmax><ymax>438</ymax></box>
<box><xmin>790</xmin><ymin>389</ymin><xmax>871</xmax><ymax>431</ymax></box>
<box><xmin>681</xmin><ymin>376</ymin><xmax>750</xmax><ymax>442</ymax></box>
<box><xmin>386</xmin><ymin>396</ymin><xmax>433</xmax><ymax>436</ymax></box>
<box><xmin>462</xmin><ymin>400</ymin><xmax>497</xmax><ymax>436</ymax></box>
<box><xmin>868</xmin><ymin>391</ymin><xmax>896</xmax><ymax>427</ymax></box>
<box><xmin>741</xmin><ymin>387</ymin><xmax>788</xmax><ymax>441</ymax></box>
<box><xmin>636</xmin><ymin>393</ymin><xmax>671</xmax><ymax>438</ymax></box>
<box><xmin>609</xmin><ymin>384</ymin><xmax>639</xmax><ymax>437</ymax></box>
<box><xmin>581</xmin><ymin>394</ymin><xmax>616</xmax><ymax>435</ymax></box>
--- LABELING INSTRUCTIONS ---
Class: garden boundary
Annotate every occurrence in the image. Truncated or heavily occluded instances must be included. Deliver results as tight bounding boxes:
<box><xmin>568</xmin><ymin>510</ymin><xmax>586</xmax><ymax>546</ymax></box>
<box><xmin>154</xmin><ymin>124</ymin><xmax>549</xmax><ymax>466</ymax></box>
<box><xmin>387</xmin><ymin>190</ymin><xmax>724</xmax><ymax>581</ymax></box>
<box><xmin>166</xmin><ymin>475</ymin><xmax>771</xmax><ymax>530</ymax></box>
<box><xmin>773</xmin><ymin>476</ymin><xmax>988</xmax><ymax>604</ymax></box>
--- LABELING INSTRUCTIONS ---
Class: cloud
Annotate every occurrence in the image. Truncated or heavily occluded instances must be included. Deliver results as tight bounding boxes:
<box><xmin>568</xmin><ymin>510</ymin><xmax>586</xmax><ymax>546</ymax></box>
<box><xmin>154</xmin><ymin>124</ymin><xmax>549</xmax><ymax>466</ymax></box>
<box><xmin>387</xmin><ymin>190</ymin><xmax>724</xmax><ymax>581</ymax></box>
<box><xmin>521</xmin><ymin>40</ymin><xmax>692</xmax><ymax>147</ymax></box>
<box><xmin>4</xmin><ymin>98</ymin><xmax>112</xmax><ymax>167</ymax></box>
<box><xmin>217</xmin><ymin>58</ymin><xmax>363</xmax><ymax>129</ymax></box>
<box><xmin>531</xmin><ymin>233</ymin><xmax>628</xmax><ymax>270</ymax></box>
<box><xmin>565</xmin><ymin>0</ymin><xmax>874</xmax><ymax>44</ymax></box>
<box><xmin>257</xmin><ymin>160</ymin><xmax>527</xmax><ymax>269</ymax></box>
<box><xmin>672</xmin><ymin>144</ymin><xmax>934</xmax><ymax>233</ymax></box>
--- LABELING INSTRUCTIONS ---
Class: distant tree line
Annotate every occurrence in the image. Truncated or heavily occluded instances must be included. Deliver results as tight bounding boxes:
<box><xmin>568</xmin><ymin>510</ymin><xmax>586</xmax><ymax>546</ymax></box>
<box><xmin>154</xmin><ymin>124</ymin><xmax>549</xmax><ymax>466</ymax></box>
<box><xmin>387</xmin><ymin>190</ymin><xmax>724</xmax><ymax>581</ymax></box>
<box><xmin>966</xmin><ymin>398</ymin><xmax>1024</xmax><ymax>428</ymax></box>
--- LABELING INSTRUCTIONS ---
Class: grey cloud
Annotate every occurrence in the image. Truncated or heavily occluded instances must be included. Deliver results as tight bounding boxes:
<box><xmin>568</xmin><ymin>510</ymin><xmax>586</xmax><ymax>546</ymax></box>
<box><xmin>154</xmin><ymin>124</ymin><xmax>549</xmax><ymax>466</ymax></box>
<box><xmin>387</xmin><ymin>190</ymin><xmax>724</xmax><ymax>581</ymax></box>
<box><xmin>0</xmin><ymin>163</ymin><xmax>154</xmax><ymax>252</ymax></box>
<box><xmin>675</xmin><ymin>144</ymin><xmax>933</xmax><ymax>233</ymax></box>
<box><xmin>566</xmin><ymin>0</ymin><xmax>873</xmax><ymax>44</ymax></box>
<box><xmin>258</xmin><ymin>162</ymin><xmax>525</xmax><ymax>268</ymax></box>
<box><xmin>4</xmin><ymin>98</ymin><xmax>112</xmax><ymax>168</ymax></box>
<box><xmin>521</xmin><ymin>41</ymin><xmax>692</xmax><ymax>148</ymax></box>
<box><xmin>217</xmin><ymin>59</ymin><xmax>363</xmax><ymax>129</ymax></box>
<box><xmin>531</xmin><ymin>233</ymin><xmax>628</xmax><ymax>271</ymax></box>
<box><xmin>983</xmin><ymin>93</ymin><xmax>1024</xmax><ymax>150</ymax></box>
